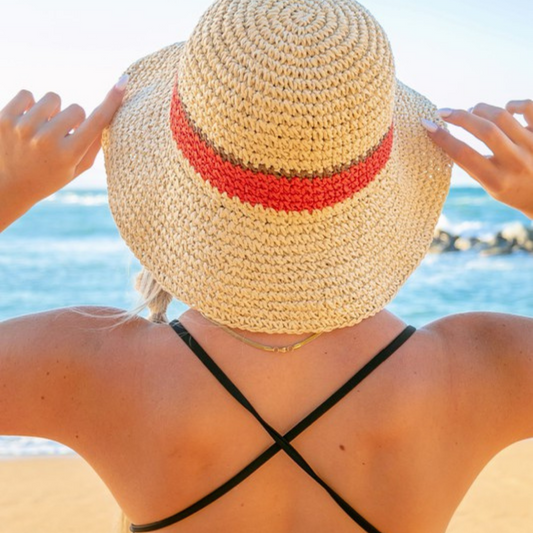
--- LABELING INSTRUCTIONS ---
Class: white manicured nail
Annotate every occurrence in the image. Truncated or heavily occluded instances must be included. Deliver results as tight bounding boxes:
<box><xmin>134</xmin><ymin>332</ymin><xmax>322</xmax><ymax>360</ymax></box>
<box><xmin>437</xmin><ymin>108</ymin><xmax>453</xmax><ymax>118</ymax></box>
<box><xmin>115</xmin><ymin>74</ymin><xmax>130</xmax><ymax>92</ymax></box>
<box><xmin>421</xmin><ymin>118</ymin><xmax>439</xmax><ymax>133</ymax></box>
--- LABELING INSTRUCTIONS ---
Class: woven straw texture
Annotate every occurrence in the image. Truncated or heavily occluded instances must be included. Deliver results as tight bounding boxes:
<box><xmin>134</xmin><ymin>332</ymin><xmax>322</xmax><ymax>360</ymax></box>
<box><xmin>102</xmin><ymin>0</ymin><xmax>453</xmax><ymax>334</ymax></box>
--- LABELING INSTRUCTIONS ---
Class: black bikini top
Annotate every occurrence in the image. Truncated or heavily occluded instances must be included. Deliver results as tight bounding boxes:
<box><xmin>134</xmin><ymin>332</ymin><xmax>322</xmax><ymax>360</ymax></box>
<box><xmin>129</xmin><ymin>320</ymin><xmax>416</xmax><ymax>533</ymax></box>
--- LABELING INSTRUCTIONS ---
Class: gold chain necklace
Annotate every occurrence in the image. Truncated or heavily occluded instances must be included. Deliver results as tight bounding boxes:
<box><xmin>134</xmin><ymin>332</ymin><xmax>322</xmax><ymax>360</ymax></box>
<box><xmin>217</xmin><ymin>324</ymin><xmax>323</xmax><ymax>353</ymax></box>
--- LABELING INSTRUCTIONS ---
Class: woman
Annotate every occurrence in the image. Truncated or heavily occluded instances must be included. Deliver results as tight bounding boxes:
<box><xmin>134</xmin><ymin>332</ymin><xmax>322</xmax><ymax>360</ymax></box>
<box><xmin>1</xmin><ymin>0</ymin><xmax>533</xmax><ymax>532</ymax></box>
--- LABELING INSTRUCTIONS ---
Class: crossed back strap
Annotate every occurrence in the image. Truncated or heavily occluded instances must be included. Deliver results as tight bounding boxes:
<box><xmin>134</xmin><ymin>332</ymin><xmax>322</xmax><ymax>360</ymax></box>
<box><xmin>129</xmin><ymin>321</ymin><xmax>416</xmax><ymax>533</ymax></box>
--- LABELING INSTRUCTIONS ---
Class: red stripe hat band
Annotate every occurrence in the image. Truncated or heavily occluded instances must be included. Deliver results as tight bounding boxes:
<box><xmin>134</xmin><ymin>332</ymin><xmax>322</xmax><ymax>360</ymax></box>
<box><xmin>171</xmin><ymin>79</ymin><xmax>394</xmax><ymax>213</ymax></box>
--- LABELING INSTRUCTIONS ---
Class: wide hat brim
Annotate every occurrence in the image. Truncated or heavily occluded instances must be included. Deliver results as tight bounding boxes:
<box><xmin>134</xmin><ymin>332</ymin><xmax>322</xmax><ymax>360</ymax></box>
<box><xmin>102</xmin><ymin>41</ymin><xmax>453</xmax><ymax>334</ymax></box>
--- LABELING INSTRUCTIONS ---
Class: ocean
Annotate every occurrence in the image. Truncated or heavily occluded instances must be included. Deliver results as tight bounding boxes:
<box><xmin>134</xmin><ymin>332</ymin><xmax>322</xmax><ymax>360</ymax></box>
<box><xmin>1</xmin><ymin>186</ymin><xmax>532</xmax><ymax>458</ymax></box>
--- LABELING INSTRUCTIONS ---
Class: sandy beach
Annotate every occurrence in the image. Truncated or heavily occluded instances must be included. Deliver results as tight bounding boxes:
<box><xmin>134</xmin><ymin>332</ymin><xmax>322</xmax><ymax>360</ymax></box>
<box><xmin>1</xmin><ymin>440</ymin><xmax>533</xmax><ymax>533</ymax></box>
<box><xmin>0</xmin><ymin>455</ymin><xmax>119</xmax><ymax>533</ymax></box>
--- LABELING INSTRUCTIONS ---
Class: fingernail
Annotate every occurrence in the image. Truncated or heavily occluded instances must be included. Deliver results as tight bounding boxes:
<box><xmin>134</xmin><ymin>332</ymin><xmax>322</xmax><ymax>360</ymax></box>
<box><xmin>421</xmin><ymin>118</ymin><xmax>439</xmax><ymax>133</ymax></box>
<box><xmin>467</xmin><ymin>107</ymin><xmax>474</xmax><ymax>113</ymax></box>
<box><xmin>437</xmin><ymin>108</ymin><xmax>453</xmax><ymax>118</ymax></box>
<box><xmin>115</xmin><ymin>74</ymin><xmax>129</xmax><ymax>92</ymax></box>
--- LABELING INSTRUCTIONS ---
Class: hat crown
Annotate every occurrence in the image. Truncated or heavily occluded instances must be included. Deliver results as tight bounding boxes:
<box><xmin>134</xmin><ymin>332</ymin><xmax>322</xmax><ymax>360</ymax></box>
<box><xmin>102</xmin><ymin>0</ymin><xmax>452</xmax><ymax>334</ymax></box>
<box><xmin>176</xmin><ymin>0</ymin><xmax>396</xmax><ymax>178</ymax></box>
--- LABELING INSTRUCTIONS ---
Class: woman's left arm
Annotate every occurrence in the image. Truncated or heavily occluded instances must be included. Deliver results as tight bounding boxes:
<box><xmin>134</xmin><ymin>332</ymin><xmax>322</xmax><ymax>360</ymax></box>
<box><xmin>0</xmin><ymin>76</ymin><xmax>127</xmax><ymax>231</ymax></box>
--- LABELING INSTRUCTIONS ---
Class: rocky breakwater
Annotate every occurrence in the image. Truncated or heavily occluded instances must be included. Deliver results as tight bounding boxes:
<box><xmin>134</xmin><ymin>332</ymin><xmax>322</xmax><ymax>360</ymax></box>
<box><xmin>430</xmin><ymin>222</ymin><xmax>533</xmax><ymax>256</ymax></box>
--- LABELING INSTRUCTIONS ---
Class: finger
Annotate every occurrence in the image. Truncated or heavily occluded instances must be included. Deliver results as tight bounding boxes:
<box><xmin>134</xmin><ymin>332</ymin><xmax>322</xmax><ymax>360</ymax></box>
<box><xmin>67</xmin><ymin>82</ymin><xmax>127</xmax><ymax>157</ymax></box>
<box><xmin>422</xmin><ymin>121</ymin><xmax>497</xmax><ymax>188</ymax></box>
<box><xmin>470</xmin><ymin>102</ymin><xmax>533</xmax><ymax>148</ymax></box>
<box><xmin>438</xmin><ymin>108</ymin><xmax>519</xmax><ymax>162</ymax></box>
<box><xmin>16</xmin><ymin>92</ymin><xmax>62</xmax><ymax>133</ymax></box>
<box><xmin>0</xmin><ymin>90</ymin><xmax>36</xmax><ymax>119</ymax></box>
<box><xmin>43</xmin><ymin>103</ymin><xmax>87</xmax><ymax>138</ymax></box>
<box><xmin>506</xmin><ymin>99</ymin><xmax>533</xmax><ymax>128</ymax></box>
<box><xmin>74</xmin><ymin>134</ymin><xmax>102</xmax><ymax>177</ymax></box>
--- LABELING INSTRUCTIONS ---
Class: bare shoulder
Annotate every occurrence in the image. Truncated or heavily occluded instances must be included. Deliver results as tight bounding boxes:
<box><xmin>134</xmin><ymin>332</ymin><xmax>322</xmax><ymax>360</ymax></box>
<box><xmin>0</xmin><ymin>305</ymin><xmax>158</xmax><ymax>443</ymax></box>
<box><xmin>1</xmin><ymin>304</ymin><xmax>153</xmax><ymax>342</ymax></box>
<box><xmin>423</xmin><ymin>309</ymin><xmax>533</xmax><ymax>338</ymax></box>
<box><xmin>60</xmin><ymin>305</ymin><xmax>157</xmax><ymax>352</ymax></box>
<box><xmin>30</xmin><ymin>305</ymin><xmax>159</xmax><ymax>366</ymax></box>
<box><xmin>33</xmin><ymin>305</ymin><xmax>171</xmax><ymax>392</ymax></box>
<box><xmin>421</xmin><ymin>311</ymin><xmax>533</xmax><ymax>444</ymax></box>
<box><xmin>422</xmin><ymin>310</ymin><xmax>533</xmax><ymax>367</ymax></box>
<box><xmin>0</xmin><ymin>304</ymin><xmax>153</xmax><ymax>368</ymax></box>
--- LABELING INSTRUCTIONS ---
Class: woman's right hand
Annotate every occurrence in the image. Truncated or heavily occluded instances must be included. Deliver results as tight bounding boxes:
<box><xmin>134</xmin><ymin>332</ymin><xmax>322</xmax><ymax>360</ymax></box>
<box><xmin>0</xmin><ymin>76</ymin><xmax>128</xmax><ymax>232</ymax></box>
<box><xmin>422</xmin><ymin>100</ymin><xmax>533</xmax><ymax>219</ymax></box>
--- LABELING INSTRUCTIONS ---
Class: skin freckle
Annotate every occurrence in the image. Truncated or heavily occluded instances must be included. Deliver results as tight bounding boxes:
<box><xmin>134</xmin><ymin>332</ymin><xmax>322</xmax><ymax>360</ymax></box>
<box><xmin>339</xmin><ymin>444</ymin><xmax>345</xmax><ymax>451</ymax></box>
<box><xmin>40</xmin><ymin>396</ymin><xmax>45</xmax><ymax>400</ymax></box>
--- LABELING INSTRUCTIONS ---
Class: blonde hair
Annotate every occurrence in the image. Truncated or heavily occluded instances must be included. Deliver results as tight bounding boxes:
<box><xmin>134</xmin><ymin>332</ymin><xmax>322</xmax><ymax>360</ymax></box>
<box><xmin>134</xmin><ymin>268</ymin><xmax>173</xmax><ymax>324</ymax></box>
<box><xmin>70</xmin><ymin>267</ymin><xmax>174</xmax><ymax>332</ymax></box>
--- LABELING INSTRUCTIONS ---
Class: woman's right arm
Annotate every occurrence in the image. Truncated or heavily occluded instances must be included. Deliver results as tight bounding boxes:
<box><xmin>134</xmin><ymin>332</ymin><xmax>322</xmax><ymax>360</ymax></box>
<box><xmin>423</xmin><ymin>100</ymin><xmax>533</xmax><ymax>443</ymax></box>
<box><xmin>0</xmin><ymin>80</ymin><xmax>128</xmax><ymax>439</ymax></box>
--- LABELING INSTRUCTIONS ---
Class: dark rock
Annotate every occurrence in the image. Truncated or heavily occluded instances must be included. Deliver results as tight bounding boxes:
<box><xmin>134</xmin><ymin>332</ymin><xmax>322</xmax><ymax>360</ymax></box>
<box><xmin>480</xmin><ymin>238</ymin><xmax>516</xmax><ymax>257</ymax></box>
<box><xmin>430</xmin><ymin>229</ymin><xmax>460</xmax><ymax>253</ymax></box>
<box><xmin>430</xmin><ymin>223</ymin><xmax>533</xmax><ymax>255</ymax></box>
<box><xmin>501</xmin><ymin>222</ymin><xmax>533</xmax><ymax>248</ymax></box>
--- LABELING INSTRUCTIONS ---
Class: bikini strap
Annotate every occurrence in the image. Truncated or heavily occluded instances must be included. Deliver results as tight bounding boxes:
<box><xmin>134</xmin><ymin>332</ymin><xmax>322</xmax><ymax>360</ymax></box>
<box><xmin>131</xmin><ymin>321</ymin><xmax>416</xmax><ymax>533</ymax></box>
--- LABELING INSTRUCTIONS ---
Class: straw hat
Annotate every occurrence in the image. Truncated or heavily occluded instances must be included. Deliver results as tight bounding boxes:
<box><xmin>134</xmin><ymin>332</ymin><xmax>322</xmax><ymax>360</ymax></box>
<box><xmin>102</xmin><ymin>0</ymin><xmax>453</xmax><ymax>334</ymax></box>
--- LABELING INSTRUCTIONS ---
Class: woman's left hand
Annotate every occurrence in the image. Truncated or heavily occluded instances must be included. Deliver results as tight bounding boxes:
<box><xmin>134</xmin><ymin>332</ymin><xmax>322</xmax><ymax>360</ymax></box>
<box><xmin>422</xmin><ymin>100</ymin><xmax>533</xmax><ymax>219</ymax></box>
<box><xmin>0</xmin><ymin>76</ymin><xmax>128</xmax><ymax>231</ymax></box>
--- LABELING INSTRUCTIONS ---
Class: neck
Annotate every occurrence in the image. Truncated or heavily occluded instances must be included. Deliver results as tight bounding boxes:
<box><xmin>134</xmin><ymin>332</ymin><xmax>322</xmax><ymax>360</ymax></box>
<box><xmin>181</xmin><ymin>309</ymin><xmax>324</xmax><ymax>344</ymax></box>
<box><xmin>179</xmin><ymin>308</ymin><xmax>399</xmax><ymax>347</ymax></box>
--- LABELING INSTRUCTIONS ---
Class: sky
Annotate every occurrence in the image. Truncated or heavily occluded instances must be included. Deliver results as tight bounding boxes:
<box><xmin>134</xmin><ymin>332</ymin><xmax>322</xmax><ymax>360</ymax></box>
<box><xmin>0</xmin><ymin>0</ymin><xmax>531</xmax><ymax>189</ymax></box>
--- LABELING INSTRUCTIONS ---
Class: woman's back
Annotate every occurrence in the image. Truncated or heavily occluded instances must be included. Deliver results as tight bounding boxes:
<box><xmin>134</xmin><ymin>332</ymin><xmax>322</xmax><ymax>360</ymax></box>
<box><xmin>45</xmin><ymin>307</ymin><xmax>531</xmax><ymax>533</ymax></box>
<box><xmin>1</xmin><ymin>0</ymin><xmax>533</xmax><ymax>530</ymax></box>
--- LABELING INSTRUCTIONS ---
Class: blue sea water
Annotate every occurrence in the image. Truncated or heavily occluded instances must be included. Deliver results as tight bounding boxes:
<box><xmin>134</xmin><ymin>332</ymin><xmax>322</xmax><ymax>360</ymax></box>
<box><xmin>1</xmin><ymin>186</ymin><xmax>532</xmax><ymax>457</ymax></box>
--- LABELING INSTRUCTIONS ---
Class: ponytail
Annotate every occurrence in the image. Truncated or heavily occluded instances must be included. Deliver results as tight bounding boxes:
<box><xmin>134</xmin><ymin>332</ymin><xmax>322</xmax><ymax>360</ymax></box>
<box><xmin>134</xmin><ymin>268</ymin><xmax>173</xmax><ymax>324</ymax></box>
